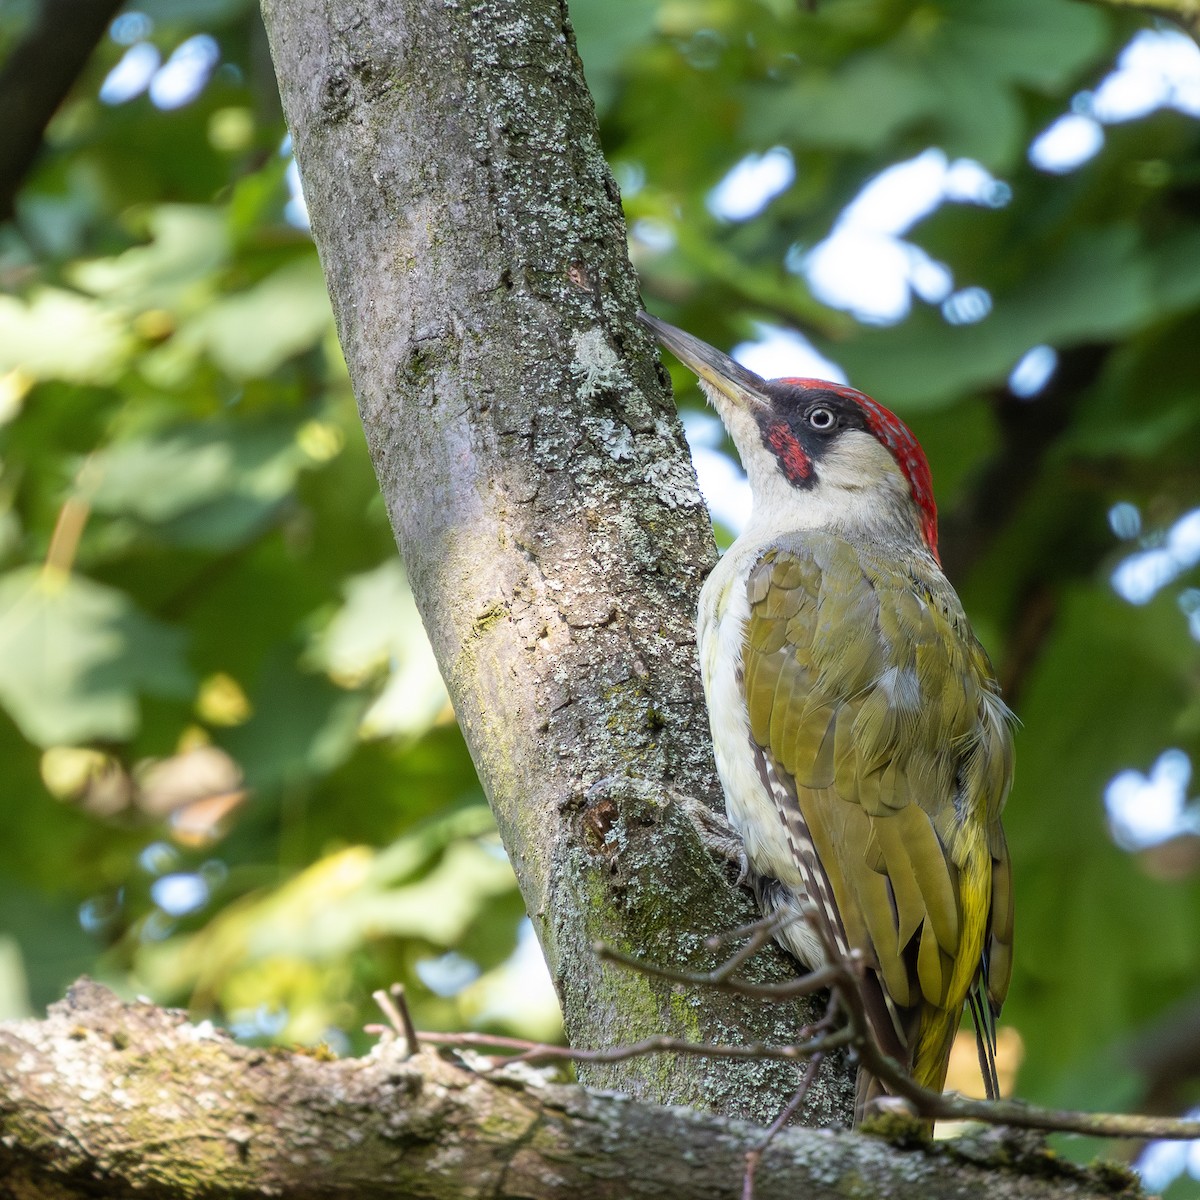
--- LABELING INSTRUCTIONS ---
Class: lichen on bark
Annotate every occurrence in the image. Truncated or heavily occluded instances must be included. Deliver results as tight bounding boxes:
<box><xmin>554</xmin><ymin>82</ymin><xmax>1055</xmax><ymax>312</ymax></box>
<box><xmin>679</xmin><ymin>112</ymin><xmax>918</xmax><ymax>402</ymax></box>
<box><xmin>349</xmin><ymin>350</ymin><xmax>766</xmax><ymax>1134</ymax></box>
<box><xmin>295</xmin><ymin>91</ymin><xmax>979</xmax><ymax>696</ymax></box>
<box><xmin>0</xmin><ymin>982</ymin><xmax>1141</xmax><ymax>1200</ymax></box>
<box><xmin>261</xmin><ymin>0</ymin><xmax>853</xmax><ymax>1123</ymax></box>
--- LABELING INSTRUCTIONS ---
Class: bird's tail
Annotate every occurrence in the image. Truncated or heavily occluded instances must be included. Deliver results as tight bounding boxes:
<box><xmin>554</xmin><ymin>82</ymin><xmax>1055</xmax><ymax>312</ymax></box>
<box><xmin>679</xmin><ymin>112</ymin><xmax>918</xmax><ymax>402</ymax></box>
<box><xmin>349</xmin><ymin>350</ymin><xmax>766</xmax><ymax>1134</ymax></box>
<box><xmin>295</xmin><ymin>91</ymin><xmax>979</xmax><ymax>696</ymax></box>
<box><xmin>910</xmin><ymin>1003</ymin><xmax>961</xmax><ymax>1096</ymax></box>
<box><xmin>855</xmin><ymin>999</ymin><xmax>983</xmax><ymax>1126</ymax></box>
<box><xmin>853</xmin><ymin>1018</ymin><xmax>953</xmax><ymax>1126</ymax></box>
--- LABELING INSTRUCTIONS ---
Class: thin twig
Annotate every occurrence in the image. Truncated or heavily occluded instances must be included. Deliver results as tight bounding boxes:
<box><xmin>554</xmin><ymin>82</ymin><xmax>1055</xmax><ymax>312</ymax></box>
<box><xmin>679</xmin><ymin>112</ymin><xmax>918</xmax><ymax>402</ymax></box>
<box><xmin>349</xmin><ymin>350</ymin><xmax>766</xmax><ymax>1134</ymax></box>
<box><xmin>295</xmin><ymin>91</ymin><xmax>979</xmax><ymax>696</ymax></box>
<box><xmin>370</xmin><ymin>984</ymin><xmax>420</xmax><ymax>1058</ymax></box>
<box><xmin>594</xmin><ymin>941</ymin><xmax>847</xmax><ymax>1000</ymax></box>
<box><xmin>702</xmin><ymin>914</ymin><xmax>795</xmax><ymax>977</ymax></box>
<box><xmin>599</xmin><ymin>923</ymin><xmax>1200</xmax><ymax>1142</ymax></box>
<box><xmin>859</xmin><ymin>1025</ymin><xmax>1200</xmax><ymax>1141</ymax></box>
<box><xmin>414</xmin><ymin>1027</ymin><xmax>854</xmax><ymax>1068</ymax></box>
<box><xmin>704</xmin><ymin>909</ymin><xmax>791</xmax><ymax>950</ymax></box>
<box><xmin>43</xmin><ymin>455</ymin><xmax>101</xmax><ymax>580</ymax></box>
<box><xmin>743</xmin><ymin>1052</ymin><xmax>826</xmax><ymax>1200</ymax></box>
<box><xmin>407</xmin><ymin>913</ymin><xmax>1200</xmax><ymax>1144</ymax></box>
<box><xmin>797</xmin><ymin>917</ymin><xmax>1200</xmax><ymax>1141</ymax></box>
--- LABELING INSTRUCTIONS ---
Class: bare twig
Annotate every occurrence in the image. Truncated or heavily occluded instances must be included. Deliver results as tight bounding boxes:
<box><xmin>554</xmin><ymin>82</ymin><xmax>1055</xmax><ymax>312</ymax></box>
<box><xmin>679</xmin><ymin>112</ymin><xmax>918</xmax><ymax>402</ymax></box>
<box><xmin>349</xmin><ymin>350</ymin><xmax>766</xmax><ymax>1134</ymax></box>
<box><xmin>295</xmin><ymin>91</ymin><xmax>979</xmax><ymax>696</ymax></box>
<box><xmin>532</xmin><ymin>925</ymin><xmax>1200</xmax><ymax>1143</ymax></box>
<box><xmin>415</xmin><ymin>1006</ymin><xmax>1200</xmax><ymax>1141</ymax></box>
<box><xmin>703</xmin><ymin>915</ymin><xmax>792</xmax><ymax>979</ymax></box>
<box><xmin>43</xmin><ymin>455</ymin><xmax>101</xmax><ymax>579</ymax></box>
<box><xmin>743</xmin><ymin>1049</ymin><xmax>827</xmax><ymax>1200</ymax></box>
<box><xmin>594</xmin><ymin>940</ymin><xmax>848</xmax><ymax>1001</ymax></box>
<box><xmin>704</xmin><ymin>909</ymin><xmax>792</xmax><ymax>950</ymax></box>
<box><xmin>403</xmin><ymin>901</ymin><xmax>1200</xmax><ymax>1145</ymax></box>
<box><xmin>800</xmin><ymin>916</ymin><xmax>1200</xmax><ymax>1141</ymax></box>
<box><xmin>414</xmin><ymin>1027</ymin><xmax>854</xmax><ymax>1068</ymax></box>
<box><xmin>368</xmin><ymin>983</ymin><xmax>420</xmax><ymax>1058</ymax></box>
<box><xmin>855</xmin><ymin>1022</ymin><xmax>1200</xmax><ymax>1141</ymax></box>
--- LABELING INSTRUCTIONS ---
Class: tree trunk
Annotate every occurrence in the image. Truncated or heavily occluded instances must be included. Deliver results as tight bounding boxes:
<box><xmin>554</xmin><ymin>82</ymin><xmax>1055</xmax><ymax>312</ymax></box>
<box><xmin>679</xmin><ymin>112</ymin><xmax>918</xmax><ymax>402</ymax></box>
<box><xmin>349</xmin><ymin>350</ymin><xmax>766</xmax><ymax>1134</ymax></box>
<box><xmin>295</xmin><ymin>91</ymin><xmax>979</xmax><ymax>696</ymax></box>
<box><xmin>0</xmin><ymin>981</ymin><xmax>1136</xmax><ymax>1200</ymax></box>
<box><xmin>260</xmin><ymin>0</ymin><xmax>854</xmax><ymax>1125</ymax></box>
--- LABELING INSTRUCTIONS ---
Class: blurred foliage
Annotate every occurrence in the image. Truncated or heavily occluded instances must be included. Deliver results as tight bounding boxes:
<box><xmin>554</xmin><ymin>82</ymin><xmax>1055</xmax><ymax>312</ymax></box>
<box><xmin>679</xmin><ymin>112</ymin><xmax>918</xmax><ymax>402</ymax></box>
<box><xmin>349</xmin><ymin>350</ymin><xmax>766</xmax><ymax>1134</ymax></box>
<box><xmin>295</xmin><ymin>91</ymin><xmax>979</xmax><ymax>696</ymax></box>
<box><xmin>3</xmin><ymin>0</ymin><xmax>1200</xmax><ymax>1180</ymax></box>
<box><xmin>0</xmin><ymin>0</ymin><xmax>559</xmax><ymax>1056</ymax></box>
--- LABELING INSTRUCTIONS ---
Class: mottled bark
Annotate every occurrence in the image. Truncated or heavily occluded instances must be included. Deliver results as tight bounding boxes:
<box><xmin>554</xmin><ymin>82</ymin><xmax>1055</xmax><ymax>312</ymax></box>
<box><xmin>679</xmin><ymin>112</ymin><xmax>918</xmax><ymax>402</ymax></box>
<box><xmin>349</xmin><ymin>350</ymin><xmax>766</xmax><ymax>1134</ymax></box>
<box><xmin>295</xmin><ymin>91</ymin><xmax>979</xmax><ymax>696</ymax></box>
<box><xmin>259</xmin><ymin>0</ymin><xmax>853</xmax><ymax>1124</ymax></box>
<box><xmin>0</xmin><ymin>982</ymin><xmax>1140</xmax><ymax>1200</ymax></box>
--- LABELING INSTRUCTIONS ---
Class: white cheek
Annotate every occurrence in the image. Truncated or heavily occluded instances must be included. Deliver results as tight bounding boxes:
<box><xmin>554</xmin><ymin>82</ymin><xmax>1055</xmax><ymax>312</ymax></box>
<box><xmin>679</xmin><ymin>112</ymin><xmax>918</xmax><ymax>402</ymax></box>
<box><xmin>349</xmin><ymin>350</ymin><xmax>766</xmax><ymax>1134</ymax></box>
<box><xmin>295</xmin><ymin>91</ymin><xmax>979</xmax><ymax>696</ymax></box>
<box><xmin>741</xmin><ymin>429</ymin><xmax>918</xmax><ymax>548</ymax></box>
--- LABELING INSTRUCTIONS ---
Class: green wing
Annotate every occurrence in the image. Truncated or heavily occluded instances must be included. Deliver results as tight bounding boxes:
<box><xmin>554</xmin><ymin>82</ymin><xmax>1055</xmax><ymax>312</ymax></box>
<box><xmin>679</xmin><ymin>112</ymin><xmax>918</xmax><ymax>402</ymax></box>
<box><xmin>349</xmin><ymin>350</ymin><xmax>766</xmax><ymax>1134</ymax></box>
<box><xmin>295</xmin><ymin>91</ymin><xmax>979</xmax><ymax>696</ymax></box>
<box><xmin>742</xmin><ymin>533</ymin><xmax>1013</xmax><ymax>1094</ymax></box>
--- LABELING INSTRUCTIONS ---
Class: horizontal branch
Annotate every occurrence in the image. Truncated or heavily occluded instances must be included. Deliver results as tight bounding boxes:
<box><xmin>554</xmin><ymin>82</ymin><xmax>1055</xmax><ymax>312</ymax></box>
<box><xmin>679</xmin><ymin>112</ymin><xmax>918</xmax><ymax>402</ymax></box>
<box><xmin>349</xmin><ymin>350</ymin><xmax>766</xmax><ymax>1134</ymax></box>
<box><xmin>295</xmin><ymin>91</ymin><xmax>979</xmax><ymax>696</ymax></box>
<box><xmin>0</xmin><ymin>980</ymin><xmax>1136</xmax><ymax>1200</ymax></box>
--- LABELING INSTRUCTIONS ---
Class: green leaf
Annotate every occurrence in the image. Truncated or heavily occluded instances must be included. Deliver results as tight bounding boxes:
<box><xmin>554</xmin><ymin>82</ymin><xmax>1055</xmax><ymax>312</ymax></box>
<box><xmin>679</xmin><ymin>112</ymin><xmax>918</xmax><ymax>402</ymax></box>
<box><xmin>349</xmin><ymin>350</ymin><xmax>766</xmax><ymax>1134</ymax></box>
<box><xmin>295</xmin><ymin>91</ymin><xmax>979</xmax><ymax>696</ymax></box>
<box><xmin>0</xmin><ymin>568</ymin><xmax>192</xmax><ymax>745</ymax></box>
<box><xmin>937</xmin><ymin>0</ymin><xmax>1111</xmax><ymax>92</ymax></box>
<box><xmin>833</xmin><ymin>224</ymin><xmax>1200</xmax><ymax>407</ymax></box>
<box><xmin>570</xmin><ymin>0</ymin><xmax>661</xmax><ymax>114</ymax></box>
<box><xmin>136</xmin><ymin>0</ymin><xmax>254</xmax><ymax>27</ymax></box>
<box><xmin>69</xmin><ymin>205</ymin><xmax>229</xmax><ymax>315</ymax></box>
<box><xmin>86</xmin><ymin>419</ymin><xmax>309</xmax><ymax>549</ymax></box>
<box><xmin>182</xmin><ymin>257</ymin><xmax>334</xmax><ymax>378</ymax></box>
<box><xmin>0</xmin><ymin>882</ymin><xmax>99</xmax><ymax>1014</ymax></box>
<box><xmin>0</xmin><ymin>936</ymin><xmax>30</xmax><ymax>1020</ymax></box>
<box><xmin>0</xmin><ymin>290</ymin><xmax>131</xmax><ymax>384</ymax></box>
<box><xmin>1004</xmin><ymin>586</ymin><xmax>1200</xmax><ymax>1104</ymax></box>
<box><xmin>765</xmin><ymin>57</ymin><xmax>947</xmax><ymax>155</ymax></box>
<box><xmin>751</xmin><ymin>0</ymin><xmax>1109</xmax><ymax>167</ymax></box>
<box><xmin>309</xmin><ymin>559</ymin><xmax>449</xmax><ymax>738</ymax></box>
<box><xmin>220</xmin><ymin>652</ymin><xmax>366</xmax><ymax>791</ymax></box>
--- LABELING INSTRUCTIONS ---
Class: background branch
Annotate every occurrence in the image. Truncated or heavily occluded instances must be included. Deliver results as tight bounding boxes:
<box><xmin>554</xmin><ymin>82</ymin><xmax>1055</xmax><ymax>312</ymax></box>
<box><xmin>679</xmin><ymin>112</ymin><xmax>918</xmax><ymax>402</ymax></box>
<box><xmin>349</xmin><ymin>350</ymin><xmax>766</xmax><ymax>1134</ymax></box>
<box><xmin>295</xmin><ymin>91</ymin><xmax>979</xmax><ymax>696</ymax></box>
<box><xmin>0</xmin><ymin>0</ymin><xmax>122</xmax><ymax>222</ymax></box>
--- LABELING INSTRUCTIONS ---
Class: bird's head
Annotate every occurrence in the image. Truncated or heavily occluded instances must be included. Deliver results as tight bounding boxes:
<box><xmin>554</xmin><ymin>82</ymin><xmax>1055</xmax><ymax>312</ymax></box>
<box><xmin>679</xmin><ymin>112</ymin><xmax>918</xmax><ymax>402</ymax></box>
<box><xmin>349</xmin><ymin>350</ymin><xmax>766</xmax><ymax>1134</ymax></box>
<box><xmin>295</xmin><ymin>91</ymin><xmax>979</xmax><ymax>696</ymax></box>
<box><xmin>640</xmin><ymin>312</ymin><xmax>938</xmax><ymax>560</ymax></box>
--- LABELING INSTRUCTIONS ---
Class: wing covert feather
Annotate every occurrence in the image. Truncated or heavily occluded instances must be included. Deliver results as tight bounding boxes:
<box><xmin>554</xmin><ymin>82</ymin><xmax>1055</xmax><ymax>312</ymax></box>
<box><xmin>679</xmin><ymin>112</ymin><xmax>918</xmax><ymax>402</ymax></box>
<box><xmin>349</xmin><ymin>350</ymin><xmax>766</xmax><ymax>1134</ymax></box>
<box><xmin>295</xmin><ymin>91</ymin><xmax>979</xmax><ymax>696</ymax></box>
<box><xmin>739</xmin><ymin>533</ymin><xmax>1013</xmax><ymax>1084</ymax></box>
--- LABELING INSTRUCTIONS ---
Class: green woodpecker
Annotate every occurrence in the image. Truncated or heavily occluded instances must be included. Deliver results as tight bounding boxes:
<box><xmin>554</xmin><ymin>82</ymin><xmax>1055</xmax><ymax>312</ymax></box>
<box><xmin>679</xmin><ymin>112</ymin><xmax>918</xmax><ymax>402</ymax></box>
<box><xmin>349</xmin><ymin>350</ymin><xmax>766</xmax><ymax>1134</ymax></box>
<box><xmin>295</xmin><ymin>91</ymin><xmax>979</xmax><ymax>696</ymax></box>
<box><xmin>640</xmin><ymin>312</ymin><xmax>1014</xmax><ymax>1115</ymax></box>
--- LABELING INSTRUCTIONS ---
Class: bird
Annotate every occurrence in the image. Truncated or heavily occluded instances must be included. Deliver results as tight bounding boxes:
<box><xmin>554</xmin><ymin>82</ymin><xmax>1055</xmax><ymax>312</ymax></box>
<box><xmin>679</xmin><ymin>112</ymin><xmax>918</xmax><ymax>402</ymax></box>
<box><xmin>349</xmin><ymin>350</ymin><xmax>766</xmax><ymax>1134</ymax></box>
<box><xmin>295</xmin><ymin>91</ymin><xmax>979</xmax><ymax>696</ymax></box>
<box><xmin>639</xmin><ymin>310</ymin><xmax>1014</xmax><ymax>1119</ymax></box>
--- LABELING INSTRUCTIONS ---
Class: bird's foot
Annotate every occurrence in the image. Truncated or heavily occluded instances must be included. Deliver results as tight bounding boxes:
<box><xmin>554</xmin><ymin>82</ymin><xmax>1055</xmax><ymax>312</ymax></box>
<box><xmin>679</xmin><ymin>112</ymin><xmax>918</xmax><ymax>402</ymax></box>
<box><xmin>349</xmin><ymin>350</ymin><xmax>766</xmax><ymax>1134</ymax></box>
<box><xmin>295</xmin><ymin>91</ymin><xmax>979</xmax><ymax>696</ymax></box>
<box><xmin>679</xmin><ymin>794</ymin><xmax>751</xmax><ymax>883</ymax></box>
<box><xmin>581</xmin><ymin>777</ymin><xmax>750</xmax><ymax>882</ymax></box>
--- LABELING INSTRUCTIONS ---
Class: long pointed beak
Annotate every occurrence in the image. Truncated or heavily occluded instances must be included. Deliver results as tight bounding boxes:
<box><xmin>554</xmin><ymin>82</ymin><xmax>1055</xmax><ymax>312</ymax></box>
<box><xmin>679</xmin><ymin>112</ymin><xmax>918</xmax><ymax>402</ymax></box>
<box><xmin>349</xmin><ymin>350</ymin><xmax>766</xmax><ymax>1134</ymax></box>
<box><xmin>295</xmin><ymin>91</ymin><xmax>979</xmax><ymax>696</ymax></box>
<box><xmin>638</xmin><ymin>311</ymin><xmax>771</xmax><ymax>415</ymax></box>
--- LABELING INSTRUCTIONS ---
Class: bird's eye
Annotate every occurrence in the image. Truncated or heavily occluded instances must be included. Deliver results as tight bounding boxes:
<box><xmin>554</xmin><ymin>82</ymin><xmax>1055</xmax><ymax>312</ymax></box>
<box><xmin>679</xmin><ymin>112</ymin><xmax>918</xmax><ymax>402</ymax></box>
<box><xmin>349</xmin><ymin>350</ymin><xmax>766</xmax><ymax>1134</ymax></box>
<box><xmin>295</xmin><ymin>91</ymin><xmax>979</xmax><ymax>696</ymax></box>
<box><xmin>807</xmin><ymin>406</ymin><xmax>836</xmax><ymax>431</ymax></box>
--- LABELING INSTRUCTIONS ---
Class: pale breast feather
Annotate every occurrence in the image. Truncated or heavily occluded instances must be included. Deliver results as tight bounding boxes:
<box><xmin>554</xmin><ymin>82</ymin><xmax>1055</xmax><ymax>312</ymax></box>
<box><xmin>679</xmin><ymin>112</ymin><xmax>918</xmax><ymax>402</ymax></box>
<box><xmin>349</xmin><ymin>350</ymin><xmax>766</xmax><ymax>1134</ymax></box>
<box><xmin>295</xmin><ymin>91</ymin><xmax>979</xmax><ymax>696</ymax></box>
<box><xmin>698</xmin><ymin>556</ymin><xmax>796</xmax><ymax>886</ymax></box>
<box><xmin>698</xmin><ymin>541</ymin><xmax>826</xmax><ymax>967</ymax></box>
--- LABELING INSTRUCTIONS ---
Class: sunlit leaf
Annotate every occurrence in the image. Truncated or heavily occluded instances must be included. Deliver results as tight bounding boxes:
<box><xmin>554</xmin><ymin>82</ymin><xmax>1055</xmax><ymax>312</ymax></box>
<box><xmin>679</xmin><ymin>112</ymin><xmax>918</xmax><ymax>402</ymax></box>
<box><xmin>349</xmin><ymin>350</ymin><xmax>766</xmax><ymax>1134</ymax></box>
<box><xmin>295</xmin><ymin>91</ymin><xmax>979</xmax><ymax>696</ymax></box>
<box><xmin>69</xmin><ymin>205</ymin><xmax>228</xmax><ymax>315</ymax></box>
<box><xmin>310</xmin><ymin>559</ymin><xmax>449</xmax><ymax>738</ymax></box>
<box><xmin>0</xmin><ymin>568</ymin><xmax>192</xmax><ymax>745</ymax></box>
<box><xmin>133</xmin><ymin>810</ymin><xmax>521</xmax><ymax>1039</ymax></box>
<box><xmin>0</xmin><ymin>290</ymin><xmax>130</xmax><ymax>384</ymax></box>
<box><xmin>182</xmin><ymin>257</ymin><xmax>333</xmax><ymax>378</ymax></box>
